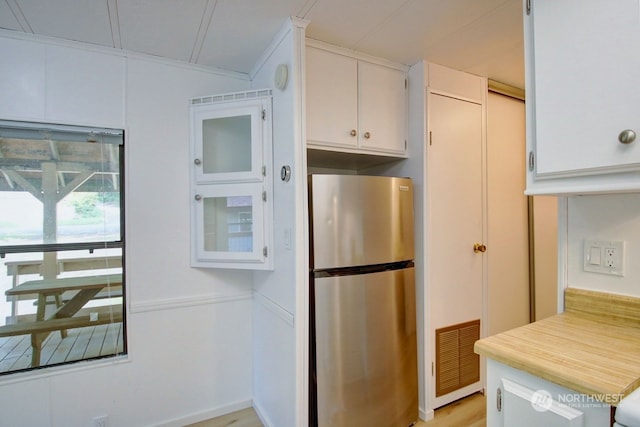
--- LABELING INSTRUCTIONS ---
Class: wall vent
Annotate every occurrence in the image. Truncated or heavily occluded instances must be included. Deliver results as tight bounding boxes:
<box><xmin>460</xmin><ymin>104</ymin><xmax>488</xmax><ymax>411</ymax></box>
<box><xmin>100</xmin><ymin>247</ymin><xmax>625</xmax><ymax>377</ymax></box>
<box><xmin>435</xmin><ymin>319</ymin><xmax>480</xmax><ymax>397</ymax></box>
<box><xmin>190</xmin><ymin>89</ymin><xmax>272</xmax><ymax>106</ymax></box>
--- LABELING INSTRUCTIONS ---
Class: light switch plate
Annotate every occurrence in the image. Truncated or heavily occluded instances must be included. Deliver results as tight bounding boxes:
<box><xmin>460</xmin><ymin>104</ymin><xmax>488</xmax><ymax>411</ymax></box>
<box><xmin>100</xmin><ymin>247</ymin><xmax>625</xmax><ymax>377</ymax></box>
<box><xmin>583</xmin><ymin>240</ymin><xmax>625</xmax><ymax>276</ymax></box>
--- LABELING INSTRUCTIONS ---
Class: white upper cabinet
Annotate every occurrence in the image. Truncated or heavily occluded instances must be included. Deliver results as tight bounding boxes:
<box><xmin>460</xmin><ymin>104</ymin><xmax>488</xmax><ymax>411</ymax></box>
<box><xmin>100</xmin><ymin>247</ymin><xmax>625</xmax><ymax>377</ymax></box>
<box><xmin>525</xmin><ymin>0</ymin><xmax>640</xmax><ymax>194</ymax></box>
<box><xmin>306</xmin><ymin>42</ymin><xmax>408</xmax><ymax>157</ymax></box>
<box><xmin>191</xmin><ymin>97</ymin><xmax>266</xmax><ymax>184</ymax></box>
<box><xmin>189</xmin><ymin>90</ymin><xmax>273</xmax><ymax>270</ymax></box>
<box><xmin>358</xmin><ymin>61</ymin><xmax>408</xmax><ymax>154</ymax></box>
<box><xmin>306</xmin><ymin>46</ymin><xmax>358</xmax><ymax>150</ymax></box>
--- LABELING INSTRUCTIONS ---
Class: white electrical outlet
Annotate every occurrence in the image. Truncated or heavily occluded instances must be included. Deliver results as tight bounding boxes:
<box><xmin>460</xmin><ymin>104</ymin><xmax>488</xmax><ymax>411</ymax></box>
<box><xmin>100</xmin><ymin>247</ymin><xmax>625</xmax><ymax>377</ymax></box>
<box><xmin>584</xmin><ymin>240</ymin><xmax>625</xmax><ymax>276</ymax></box>
<box><xmin>93</xmin><ymin>415</ymin><xmax>108</xmax><ymax>427</ymax></box>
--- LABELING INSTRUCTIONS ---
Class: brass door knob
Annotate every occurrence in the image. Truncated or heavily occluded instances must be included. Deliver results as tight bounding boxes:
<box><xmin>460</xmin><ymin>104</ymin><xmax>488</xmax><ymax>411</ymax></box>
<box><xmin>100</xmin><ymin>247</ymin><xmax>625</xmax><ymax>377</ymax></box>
<box><xmin>473</xmin><ymin>243</ymin><xmax>487</xmax><ymax>253</ymax></box>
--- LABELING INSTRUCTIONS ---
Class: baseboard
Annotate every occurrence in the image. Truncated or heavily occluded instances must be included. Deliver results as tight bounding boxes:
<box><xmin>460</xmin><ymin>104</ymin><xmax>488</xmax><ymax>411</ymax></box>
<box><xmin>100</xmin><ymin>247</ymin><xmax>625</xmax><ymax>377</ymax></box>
<box><xmin>155</xmin><ymin>399</ymin><xmax>253</xmax><ymax>427</ymax></box>
<box><xmin>420</xmin><ymin>407</ymin><xmax>435</xmax><ymax>422</ymax></box>
<box><xmin>253</xmin><ymin>399</ymin><xmax>274</xmax><ymax>427</ymax></box>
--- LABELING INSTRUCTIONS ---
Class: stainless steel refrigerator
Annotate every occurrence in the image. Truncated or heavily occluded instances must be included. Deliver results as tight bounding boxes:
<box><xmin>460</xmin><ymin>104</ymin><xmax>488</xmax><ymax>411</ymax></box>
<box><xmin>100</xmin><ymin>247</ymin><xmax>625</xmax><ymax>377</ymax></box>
<box><xmin>308</xmin><ymin>174</ymin><xmax>418</xmax><ymax>427</ymax></box>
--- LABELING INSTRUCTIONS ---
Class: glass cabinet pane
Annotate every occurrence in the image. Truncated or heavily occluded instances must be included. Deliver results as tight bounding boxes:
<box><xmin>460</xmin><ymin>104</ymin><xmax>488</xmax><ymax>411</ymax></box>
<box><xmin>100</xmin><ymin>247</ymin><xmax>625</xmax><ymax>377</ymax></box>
<box><xmin>203</xmin><ymin>195</ymin><xmax>253</xmax><ymax>253</ymax></box>
<box><xmin>202</xmin><ymin>115</ymin><xmax>252</xmax><ymax>174</ymax></box>
<box><xmin>193</xmin><ymin>183</ymin><xmax>266</xmax><ymax>266</ymax></box>
<box><xmin>191</xmin><ymin>99</ymin><xmax>265</xmax><ymax>184</ymax></box>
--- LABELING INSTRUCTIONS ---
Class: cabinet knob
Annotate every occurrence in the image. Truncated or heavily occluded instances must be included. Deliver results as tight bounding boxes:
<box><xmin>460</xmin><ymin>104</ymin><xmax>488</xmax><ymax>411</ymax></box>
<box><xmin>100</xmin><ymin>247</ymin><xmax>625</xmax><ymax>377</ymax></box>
<box><xmin>618</xmin><ymin>129</ymin><xmax>636</xmax><ymax>144</ymax></box>
<box><xmin>350</xmin><ymin>129</ymin><xmax>357</xmax><ymax>137</ymax></box>
<box><xmin>194</xmin><ymin>158</ymin><xmax>202</xmax><ymax>165</ymax></box>
<box><xmin>194</xmin><ymin>194</ymin><xmax>202</xmax><ymax>201</ymax></box>
<box><xmin>364</xmin><ymin>131</ymin><xmax>371</xmax><ymax>139</ymax></box>
<box><xmin>473</xmin><ymin>243</ymin><xmax>487</xmax><ymax>253</ymax></box>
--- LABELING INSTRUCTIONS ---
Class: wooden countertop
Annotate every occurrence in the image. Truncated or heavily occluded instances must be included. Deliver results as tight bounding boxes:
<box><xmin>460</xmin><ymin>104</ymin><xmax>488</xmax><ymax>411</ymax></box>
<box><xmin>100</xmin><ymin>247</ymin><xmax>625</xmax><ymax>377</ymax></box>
<box><xmin>474</xmin><ymin>288</ymin><xmax>640</xmax><ymax>405</ymax></box>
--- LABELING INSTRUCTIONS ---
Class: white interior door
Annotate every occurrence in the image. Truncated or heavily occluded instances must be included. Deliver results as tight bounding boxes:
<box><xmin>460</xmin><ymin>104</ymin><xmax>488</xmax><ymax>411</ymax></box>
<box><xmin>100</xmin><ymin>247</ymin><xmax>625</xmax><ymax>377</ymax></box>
<box><xmin>486</xmin><ymin>92</ymin><xmax>530</xmax><ymax>335</ymax></box>
<box><xmin>428</xmin><ymin>92</ymin><xmax>484</xmax><ymax>408</ymax></box>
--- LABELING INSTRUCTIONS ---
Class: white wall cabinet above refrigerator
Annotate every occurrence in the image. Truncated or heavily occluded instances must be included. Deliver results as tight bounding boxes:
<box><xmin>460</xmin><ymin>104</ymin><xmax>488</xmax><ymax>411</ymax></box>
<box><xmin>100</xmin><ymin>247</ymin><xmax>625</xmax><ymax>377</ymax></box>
<box><xmin>189</xmin><ymin>90</ymin><xmax>273</xmax><ymax>270</ymax></box>
<box><xmin>525</xmin><ymin>0</ymin><xmax>640</xmax><ymax>195</ymax></box>
<box><xmin>306</xmin><ymin>40</ymin><xmax>408</xmax><ymax>157</ymax></box>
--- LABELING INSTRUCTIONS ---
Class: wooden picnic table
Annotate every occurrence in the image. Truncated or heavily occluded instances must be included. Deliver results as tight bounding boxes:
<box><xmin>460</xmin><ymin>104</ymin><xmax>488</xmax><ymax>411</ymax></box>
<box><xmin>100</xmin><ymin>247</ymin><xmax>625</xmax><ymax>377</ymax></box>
<box><xmin>3</xmin><ymin>273</ymin><xmax>123</xmax><ymax>367</ymax></box>
<box><xmin>4</xmin><ymin>255</ymin><xmax>123</xmax><ymax>320</ymax></box>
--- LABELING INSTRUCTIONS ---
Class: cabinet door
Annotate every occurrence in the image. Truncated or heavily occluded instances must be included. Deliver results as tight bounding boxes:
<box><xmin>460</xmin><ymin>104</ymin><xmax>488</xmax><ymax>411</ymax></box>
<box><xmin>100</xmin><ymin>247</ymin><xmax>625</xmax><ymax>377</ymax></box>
<box><xmin>192</xmin><ymin>184</ymin><xmax>268</xmax><ymax>267</ymax></box>
<box><xmin>486</xmin><ymin>360</ymin><xmax>611</xmax><ymax>427</ymax></box>
<box><xmin>358</xmin><ymin>61</ymin><xmax>407</xmax><ymax>154</ymax></box>
<box><xmin>502</xmin><ymin>379</ymin><xmax>584</xmax><ymax>427</ymax></box>
<box><xmin>191</xmin><ymin>100</ymin><xmax>265</xmax><ymax>183</ymax></box>
<box><xmin>306</xmin><ymin>47</ymin><xmax>358</xmax><ymax>149</ymax></box>
<box><xmin>531</xmin><ymin>0</ymin><xmax>640</xmax><ymax>177</ymax></box>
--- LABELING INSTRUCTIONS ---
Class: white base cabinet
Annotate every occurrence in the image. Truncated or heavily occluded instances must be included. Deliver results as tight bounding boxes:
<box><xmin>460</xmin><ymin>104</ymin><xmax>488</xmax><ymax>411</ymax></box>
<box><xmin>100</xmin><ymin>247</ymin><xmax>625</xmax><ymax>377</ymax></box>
<box><xmin>486</xmin><ymin>359</ymin><xmax>612</xmax><ymax>427</ymax></box>
<box><xmin>525</xmin><ymin>0</ymin><xmax>640</xmax><ymax>195</ymax></box>
<box><xmin>306</xmin><ymin>40</ymin><xmax>408</xmax><ymax>157</ymax></box>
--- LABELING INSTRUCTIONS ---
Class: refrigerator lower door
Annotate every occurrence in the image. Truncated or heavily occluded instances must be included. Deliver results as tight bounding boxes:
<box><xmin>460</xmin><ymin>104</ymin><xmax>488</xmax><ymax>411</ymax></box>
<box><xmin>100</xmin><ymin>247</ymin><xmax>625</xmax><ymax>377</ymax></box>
<box><xmin>313</xmin><ymin>267</ymin><xmax>418</xmax><ymax>427</ymax></box>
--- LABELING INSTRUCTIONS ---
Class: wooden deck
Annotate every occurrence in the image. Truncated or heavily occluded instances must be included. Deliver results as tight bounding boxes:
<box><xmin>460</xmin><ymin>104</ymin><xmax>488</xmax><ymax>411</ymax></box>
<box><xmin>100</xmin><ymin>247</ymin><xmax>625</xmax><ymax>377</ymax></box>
<box><xmin>0</xmin><ymin>322</ymin><xmax>124</xmax><ymax>373</ymax></box>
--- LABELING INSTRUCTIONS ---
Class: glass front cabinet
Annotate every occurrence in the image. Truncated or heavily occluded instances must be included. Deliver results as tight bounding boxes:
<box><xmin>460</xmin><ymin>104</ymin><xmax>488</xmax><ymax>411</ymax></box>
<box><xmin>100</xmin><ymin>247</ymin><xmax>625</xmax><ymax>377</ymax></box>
<box><xmin>190</xmin><ymin>90</ymin><xmax>273</xmax><ymax>270</ymax></box>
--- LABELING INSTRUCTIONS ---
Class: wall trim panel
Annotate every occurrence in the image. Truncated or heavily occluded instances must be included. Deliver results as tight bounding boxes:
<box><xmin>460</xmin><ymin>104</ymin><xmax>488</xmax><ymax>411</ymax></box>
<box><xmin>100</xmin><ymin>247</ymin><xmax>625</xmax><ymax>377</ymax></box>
<box><xmin>130</xmin><ymin>291</ymin><xmax>253</xmax><ymax>314</ymax></box>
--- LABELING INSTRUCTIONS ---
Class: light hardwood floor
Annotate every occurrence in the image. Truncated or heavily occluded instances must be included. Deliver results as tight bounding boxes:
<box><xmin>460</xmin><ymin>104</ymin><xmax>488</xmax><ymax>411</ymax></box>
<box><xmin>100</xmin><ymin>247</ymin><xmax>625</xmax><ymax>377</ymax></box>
<box><xmin>187</xmin><ymin>392</ymin><xmax>486</xmax><ymax>427</ymax></box>
<box><xmin>186</xmin><ymin>407</ymin><xmax>263</xmax><ymax>427</ymax></box>
<box><xmin>420</xmin><ymin>392</ymin><xmax>486</xmax><ymax>427</ymax></box>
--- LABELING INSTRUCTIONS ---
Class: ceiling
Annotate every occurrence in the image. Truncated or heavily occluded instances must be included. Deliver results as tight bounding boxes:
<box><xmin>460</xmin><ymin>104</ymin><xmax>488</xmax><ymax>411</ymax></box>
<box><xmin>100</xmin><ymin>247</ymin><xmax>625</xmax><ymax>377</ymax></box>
<box><xmin>0</xmin><ymin>0</ymin><xmax>524</xmax><ymax>89</ymax></box>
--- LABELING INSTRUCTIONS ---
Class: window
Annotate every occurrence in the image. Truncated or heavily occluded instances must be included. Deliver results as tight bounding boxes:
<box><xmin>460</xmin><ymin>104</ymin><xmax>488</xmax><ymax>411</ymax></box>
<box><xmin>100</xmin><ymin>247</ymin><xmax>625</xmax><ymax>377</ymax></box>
<box><xmin>0</xmin><ymin>120</ymin><xmax>125</xmax><ymax>374</ymax></box>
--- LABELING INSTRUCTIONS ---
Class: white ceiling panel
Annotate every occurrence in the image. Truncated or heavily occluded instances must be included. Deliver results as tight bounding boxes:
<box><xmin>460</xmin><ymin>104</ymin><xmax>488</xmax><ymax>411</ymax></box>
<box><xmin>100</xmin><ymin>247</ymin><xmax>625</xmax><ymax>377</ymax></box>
<box><xmin>465</xmin><ymin>43</ymin><xmax>524</xmax><ymax>89</ymax></box>
<box><xmin>0</xmin><ymin>0</ymin><xmax>526</xmax><ymax>88</ymax></box>
<box><xmin>197</xmin><ymin>0</ymin><xmax>306</xmax><ymax>73</ymax></box>
<box><xmin>0</xmin><ymin>2</ymin><xmax>22</xmax><ymax>31</ymax></box>
<box><xmin>118</xmin><ymin>0</ymin><xmax>208</xmax><ymax>63</ymax></box>
<box><xmin>422</xmin><ymin>0</ymin><xmax>524</xmax><ymax>86</ymax></box>
<box><xmin>349</xmin><ymin>0</ymin><xmax>511</xmax><ymax>62</ymax></box>
<box><xmin>15</xmin><ymin>0</ymin><xmax>114</xmax><ymax>47</ymax></box>
<box><xmin>420</xmin><ymin>0</ymin><xmax>517</xmax><ymax>50</ymax></box>
<box><xmin>303</xmin><ymin>0</ymin><xmax>410</xmax><ymax>50</ymax></box>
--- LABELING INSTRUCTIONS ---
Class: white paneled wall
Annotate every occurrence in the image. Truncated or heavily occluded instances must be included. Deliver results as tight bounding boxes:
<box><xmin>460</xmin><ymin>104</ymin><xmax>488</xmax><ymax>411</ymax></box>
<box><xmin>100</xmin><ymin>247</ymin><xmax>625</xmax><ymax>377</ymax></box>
<box><xmin>45</xmin><ymin>45</ymin><xmax>126</xmax><ymax>127</ymax></box>
<box><xmin>567</xmin><ymin>193</ymin><xmax>640</xmax><ymax>297</ymax></box>
<box><xmin>250</xmin><ymin>18</ymin><xmax>309</xmax><ymax>427</ymax></box>
<box><xmin>0</xmin><ymin>36</ymin><xmax>46</xmax><ymax>120</ymax></box>
<box><xmin>0</xmin><ymin>31</ymin><xmax>257</xmax><ymax>427</ymax></box>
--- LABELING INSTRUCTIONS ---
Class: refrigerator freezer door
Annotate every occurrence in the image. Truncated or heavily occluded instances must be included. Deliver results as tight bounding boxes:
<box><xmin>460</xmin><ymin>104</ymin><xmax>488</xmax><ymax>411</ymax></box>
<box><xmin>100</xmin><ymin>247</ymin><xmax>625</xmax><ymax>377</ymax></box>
<box><xmin>313</xmin><ymin>267</ymin><xmax>418</xmax><ymax>427</ymax></box>
<box><xmin>309</xmin><ymin>174</ymin><xmax>415</xmax><ymax>270</ymax></box>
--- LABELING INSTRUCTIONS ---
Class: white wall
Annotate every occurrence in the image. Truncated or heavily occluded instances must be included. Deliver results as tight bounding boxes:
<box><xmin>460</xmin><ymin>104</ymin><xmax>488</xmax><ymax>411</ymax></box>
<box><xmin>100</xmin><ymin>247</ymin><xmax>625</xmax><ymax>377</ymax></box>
<box><xmin>250</xmin><ymin>18</ymin><xmax>308</xmax><ymax>427</ymax></box>
<box><xmin>386</xmin><ymin>60</ymin><xmax>428</xmax><ymax>419</ymax></box>
<box><xmin>567</xmin><ymin>193</ymin><xmax>640</xmax><ymax>297</ymax></box>
<box><xmin>0</xmin><ymin>30</ymin><xmax>258</xmax><ymax>427</ymax></box>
